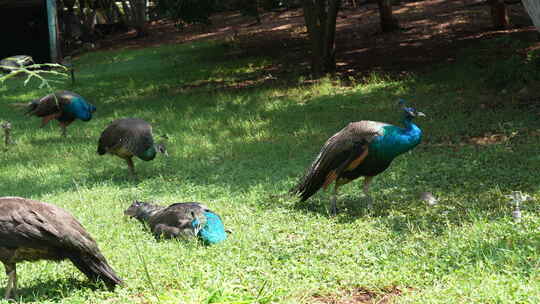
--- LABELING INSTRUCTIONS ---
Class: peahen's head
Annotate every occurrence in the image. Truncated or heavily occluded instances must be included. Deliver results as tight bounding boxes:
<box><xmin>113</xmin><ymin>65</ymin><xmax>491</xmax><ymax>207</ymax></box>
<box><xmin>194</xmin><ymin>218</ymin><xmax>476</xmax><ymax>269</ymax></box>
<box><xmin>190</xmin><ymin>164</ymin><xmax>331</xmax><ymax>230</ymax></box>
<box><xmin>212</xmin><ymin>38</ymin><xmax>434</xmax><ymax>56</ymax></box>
<box><xmin>124</xmin><ymin>201</ymin><xmax>146</xmax><ymax>217</ymax></box>
<box><xmin>399</xmin><ymin>98</ymin><xmax>425</xmax><ymax>119</ymax></box>
<box><xmin>155</xmin><ymin>135</ymin><xmax>169</xmax><ymax>156</ymax></box>
<box><xmin>123</xmin><ymin>201</ymin><xmax>156</xmax><ymax>217</ymax></box>
<box><xmin>155</xmin><ymin>143</ymin><xmax>168</xmax><ymax>157</ymax></box>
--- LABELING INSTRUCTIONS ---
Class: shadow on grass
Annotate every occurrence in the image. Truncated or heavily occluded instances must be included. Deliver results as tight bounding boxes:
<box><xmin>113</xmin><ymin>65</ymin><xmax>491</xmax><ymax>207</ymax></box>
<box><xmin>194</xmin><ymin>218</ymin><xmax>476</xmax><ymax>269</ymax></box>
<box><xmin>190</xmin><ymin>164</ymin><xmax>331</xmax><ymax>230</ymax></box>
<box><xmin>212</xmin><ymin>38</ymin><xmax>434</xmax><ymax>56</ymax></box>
<box><xmin>4</xmin><ymin>277</ymin><xmax>109</xmax><ymax>303</ymax></box>
<box><xmin>2</xmin><ymin>37</ymin><xmax>539</xmax><ymax>228</ymax></box>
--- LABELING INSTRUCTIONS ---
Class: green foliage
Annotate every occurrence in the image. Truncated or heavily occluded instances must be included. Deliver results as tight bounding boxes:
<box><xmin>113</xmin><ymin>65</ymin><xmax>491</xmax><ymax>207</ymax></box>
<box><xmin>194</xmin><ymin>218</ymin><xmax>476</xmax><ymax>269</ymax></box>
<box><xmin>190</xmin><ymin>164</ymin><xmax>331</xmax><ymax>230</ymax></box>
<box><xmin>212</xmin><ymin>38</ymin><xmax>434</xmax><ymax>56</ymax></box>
<box><xmin>0</xmin><ymin>63</ymin><xmax>68</xmax><ymax>92</ymax></box>
<box><xmin>0</xmin><ymin>38</ymin><xmax>539</xmax><ymax>303</ymax></box>
<box><xmin>462</xmin><ymin>36</ymin><xmax>540</xmax><ymax>91</ymax></box>
<box><xmin>153</xmin><ymin>0</ymin><xmax>216</xmax><ymax>29</ymax></box>
<box><xmin>484</xmin><ymin>55</ymin><xmax>538</xmax><ymax>90</ymax></box>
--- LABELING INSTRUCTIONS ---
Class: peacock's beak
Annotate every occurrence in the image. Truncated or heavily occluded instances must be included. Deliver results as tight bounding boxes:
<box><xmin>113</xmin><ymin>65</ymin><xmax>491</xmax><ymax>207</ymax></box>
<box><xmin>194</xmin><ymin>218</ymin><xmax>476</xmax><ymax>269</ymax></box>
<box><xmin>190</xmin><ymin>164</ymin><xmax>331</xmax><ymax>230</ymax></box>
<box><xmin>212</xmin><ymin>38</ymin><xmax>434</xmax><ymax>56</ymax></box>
<box><xmin>416</xmin><ymin>111</ymin><xmax>426</xmax><ymax>117</ymax></box>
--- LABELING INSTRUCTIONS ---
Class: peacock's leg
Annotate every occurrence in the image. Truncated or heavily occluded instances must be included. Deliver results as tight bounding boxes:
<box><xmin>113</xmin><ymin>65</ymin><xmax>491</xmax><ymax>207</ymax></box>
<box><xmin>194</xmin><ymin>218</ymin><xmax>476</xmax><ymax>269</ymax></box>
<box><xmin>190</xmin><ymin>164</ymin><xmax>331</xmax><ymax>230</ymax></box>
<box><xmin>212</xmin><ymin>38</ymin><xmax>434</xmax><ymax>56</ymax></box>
<box><xmin>125</xmin><ymin>158</ymin><xmax>136</xmax><ymax>179</ymax></box>
<box><xmin>59</xmin><ymin>121</ymin><xmax>74</xmax><ymax>137</ymax></box>
<box><xmin>3</xmin><ymin>263</ymin><xmax>17</xmax><ymax>299</ymax></box>
<box><xmin>363</xmin><ymin>176</ymin><xmax>374</xmax><ymax>209</ymax></box>
<box><xmin>330</xmin><ymin>183</ymin><xmax>340</xmax><ymax>216</ymax></box>
<box><xmin>60</xmin><ymin>124</ymin><xmax>67</xmax><ymax>137</ymax></box>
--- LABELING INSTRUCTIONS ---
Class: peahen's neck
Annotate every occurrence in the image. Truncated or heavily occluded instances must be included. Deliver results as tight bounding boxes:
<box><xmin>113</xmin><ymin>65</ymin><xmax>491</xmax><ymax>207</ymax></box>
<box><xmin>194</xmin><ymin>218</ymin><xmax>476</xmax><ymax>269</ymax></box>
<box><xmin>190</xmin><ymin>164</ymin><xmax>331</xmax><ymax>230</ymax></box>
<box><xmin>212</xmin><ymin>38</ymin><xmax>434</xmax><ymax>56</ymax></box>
<box><xmin>139</xmin><ymin>145</ymin><xmax>157</xmax><ymax>161</ymax></box>
<box><xmin>134</xmin><ymin>203</ymin><xmax>164</xmax><ymax>223</ymax></box>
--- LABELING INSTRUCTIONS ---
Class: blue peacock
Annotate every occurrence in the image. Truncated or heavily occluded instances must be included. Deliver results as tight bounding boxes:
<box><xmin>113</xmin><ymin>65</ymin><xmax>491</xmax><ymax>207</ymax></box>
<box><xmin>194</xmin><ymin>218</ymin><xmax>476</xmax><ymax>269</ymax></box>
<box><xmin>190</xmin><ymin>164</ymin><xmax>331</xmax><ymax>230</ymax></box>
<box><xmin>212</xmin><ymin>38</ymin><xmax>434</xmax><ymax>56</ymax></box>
<box><xmin>291</xmin><ymin>99</ymin><xmax>425</xmax><ymax>215</ymax></box>
<box><xmin>16</xmin><ymin>90</ymin><xmax>96</xmax><ymax>136</ymax></box>
<box><xmin>124</xmin><ymin>201</ymin><xmax>228</xmax><ymax>245</ymax></box>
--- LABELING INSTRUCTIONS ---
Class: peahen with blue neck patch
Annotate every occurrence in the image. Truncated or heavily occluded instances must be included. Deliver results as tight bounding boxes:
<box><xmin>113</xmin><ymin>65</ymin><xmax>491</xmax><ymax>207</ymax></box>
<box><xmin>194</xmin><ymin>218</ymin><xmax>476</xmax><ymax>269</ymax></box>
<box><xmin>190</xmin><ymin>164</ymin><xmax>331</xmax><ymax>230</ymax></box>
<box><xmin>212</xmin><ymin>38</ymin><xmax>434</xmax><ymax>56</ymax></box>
<box><xmin>97</xmin><ymin>118</ymin><xmax>167</xmax><ymax>179</ymax></box>
<box><xmin>16</xmin><ymin>90</ymin><xmax>96</xmax><ymax>136</ymax></box>
<box><xmin>124</xmin><ymin>201</ymin><xmax>227</xmax><ymax>244</ymax></box>
<box><xmin>291</xmin><ymin>99</ymin><xmax>425</xmax><ymax>215</ymax></box>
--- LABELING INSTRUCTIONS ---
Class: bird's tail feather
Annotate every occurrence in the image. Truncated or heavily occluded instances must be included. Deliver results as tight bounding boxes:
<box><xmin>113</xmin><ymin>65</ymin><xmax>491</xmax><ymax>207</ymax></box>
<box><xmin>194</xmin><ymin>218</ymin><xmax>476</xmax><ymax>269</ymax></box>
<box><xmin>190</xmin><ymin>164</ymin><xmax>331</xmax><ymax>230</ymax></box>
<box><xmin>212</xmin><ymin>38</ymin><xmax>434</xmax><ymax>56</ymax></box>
<box><xmin>69</xmin><ymin>253</ymin><xmax>123</xmax><ymax>289</ymax></box>
<box><xmin>8</xmin><ymin>102</ymin><xmax>29</xmax><ymax>108</ymax></box>
<box><xmin>290</xmin><ymin>152</ymin><xmax>327</xmax><ymax>202</ymax></box>
<box><xmin>9</xmin><ymin>101</ymin><xmax>37</xmax><ymax>115</ymax></box>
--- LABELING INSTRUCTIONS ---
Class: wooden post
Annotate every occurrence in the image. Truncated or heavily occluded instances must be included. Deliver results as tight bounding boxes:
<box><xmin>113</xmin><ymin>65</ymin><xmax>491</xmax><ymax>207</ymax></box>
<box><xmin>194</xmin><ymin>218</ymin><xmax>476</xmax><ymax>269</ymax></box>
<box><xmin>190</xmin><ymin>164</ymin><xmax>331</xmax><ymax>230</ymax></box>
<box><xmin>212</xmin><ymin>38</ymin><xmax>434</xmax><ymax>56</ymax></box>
<box><xmin>46</xmin><ymin>0</ymin><xmax>59</xmax><ymax>62</ymax></box>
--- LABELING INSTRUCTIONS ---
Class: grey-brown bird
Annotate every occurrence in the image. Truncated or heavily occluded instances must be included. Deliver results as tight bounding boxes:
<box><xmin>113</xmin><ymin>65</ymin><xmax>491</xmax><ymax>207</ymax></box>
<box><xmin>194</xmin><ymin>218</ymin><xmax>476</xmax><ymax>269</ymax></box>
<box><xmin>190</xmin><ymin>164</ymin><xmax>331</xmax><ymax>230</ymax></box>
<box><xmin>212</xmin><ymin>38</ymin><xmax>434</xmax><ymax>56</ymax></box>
<box><xmin>124</xmin><ymin>201</ymin><xmax>227</xmax><ymax>244</ymax></box>
<box><xmin>97</xmin><ymin>118</ymin><xmax>167</xmax><ymax>179</ymax></box>
<box><xmin>0</xmin><ymin>197</ymin><xmax>123</xmax><ymax>299</ymax></box>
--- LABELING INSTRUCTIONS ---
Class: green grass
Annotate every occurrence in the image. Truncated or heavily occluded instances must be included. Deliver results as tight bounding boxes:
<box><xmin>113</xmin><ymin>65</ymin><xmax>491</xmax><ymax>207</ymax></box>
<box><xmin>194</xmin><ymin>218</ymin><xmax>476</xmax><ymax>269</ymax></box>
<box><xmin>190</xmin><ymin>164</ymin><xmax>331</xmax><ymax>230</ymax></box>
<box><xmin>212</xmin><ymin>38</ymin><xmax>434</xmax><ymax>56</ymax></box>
<box><xmin>0</xmin><ymin>39</ymin><xmax>539</xmax><ymax>304</ymax></box>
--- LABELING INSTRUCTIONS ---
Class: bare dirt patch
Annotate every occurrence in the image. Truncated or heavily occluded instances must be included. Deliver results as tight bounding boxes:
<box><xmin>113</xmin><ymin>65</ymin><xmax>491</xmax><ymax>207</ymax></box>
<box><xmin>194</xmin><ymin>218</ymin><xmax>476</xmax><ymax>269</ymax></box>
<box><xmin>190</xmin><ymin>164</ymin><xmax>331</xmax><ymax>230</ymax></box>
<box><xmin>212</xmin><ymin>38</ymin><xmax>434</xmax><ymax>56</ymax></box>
<box><xmin>94</xmin><ymin>1</ymin><xmax>538</xmax><ymax>78</ymax></box>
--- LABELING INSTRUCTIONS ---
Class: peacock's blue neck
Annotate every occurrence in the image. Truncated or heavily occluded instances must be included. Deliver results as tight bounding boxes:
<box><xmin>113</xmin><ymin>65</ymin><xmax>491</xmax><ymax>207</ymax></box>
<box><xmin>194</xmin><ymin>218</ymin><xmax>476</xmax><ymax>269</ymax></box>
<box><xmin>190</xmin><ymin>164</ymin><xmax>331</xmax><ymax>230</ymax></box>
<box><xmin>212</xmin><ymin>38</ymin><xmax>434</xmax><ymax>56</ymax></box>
<box><xmin>192</xmin><ymin>211</ymin><xmax>227</xmax><ymax>245</ymax></box>
<box><xmin>64</xmin><ymin>97</ymin><xmax>95</xmax><ymax>121</ymax></box>
<box><xmin>370</xmin><ymin>116</ymin><xmax>422</xmax><ymax>159</ymax></box>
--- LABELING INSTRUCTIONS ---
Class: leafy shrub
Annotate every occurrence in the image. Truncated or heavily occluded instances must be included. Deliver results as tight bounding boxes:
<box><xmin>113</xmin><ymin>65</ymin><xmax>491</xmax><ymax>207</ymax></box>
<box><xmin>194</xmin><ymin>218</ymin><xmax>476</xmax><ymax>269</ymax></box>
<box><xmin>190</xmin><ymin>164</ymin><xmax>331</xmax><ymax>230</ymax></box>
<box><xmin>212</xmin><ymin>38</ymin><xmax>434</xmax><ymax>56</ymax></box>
<box><xmin>153</xmin><ymin>0</ymin><xmax>216</xmax><ymax>29</ymax></box>
<box><xmin>484</xmin><ymin>53</ymin><xmax>540</xmax><ymax>90</ymax></box>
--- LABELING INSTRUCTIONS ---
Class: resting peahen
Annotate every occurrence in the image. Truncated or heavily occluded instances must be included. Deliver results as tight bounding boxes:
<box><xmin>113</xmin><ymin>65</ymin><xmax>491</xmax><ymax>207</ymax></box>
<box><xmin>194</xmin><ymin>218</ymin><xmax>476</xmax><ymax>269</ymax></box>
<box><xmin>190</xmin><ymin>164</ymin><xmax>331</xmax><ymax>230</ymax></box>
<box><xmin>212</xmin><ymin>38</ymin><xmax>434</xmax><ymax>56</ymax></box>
<box><xmin>291</xmin><ymin>99</ymin><xmax>425</xmax><ymax>215</ymax></box>
<box><xmin>0</xmin><ymin>197</ymin><xmax>123</xmax><ymax>299</ymax></box>
<box><xmin>14</xmin><ymin>90</ymin><xmax>96</xmax><ymax>136</ymax></box>
<box><xmin>124</xmin><ymin>201</ymin><xmax>227</xmax><ymax>244</ymax></box>
<box><xmin>97</xmin><ymin>118</ymin><xmax>167</xmax><ymax>179</ymax></box>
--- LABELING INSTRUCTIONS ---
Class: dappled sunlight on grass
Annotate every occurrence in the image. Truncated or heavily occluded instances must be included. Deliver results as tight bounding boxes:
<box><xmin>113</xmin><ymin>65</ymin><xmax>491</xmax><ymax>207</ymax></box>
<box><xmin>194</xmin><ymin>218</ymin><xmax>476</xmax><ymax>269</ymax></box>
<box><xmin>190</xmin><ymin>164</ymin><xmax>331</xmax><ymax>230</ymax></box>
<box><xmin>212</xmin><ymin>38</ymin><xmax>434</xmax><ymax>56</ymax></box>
<box><xmin>0</xmin><ymin>37</ymin><xmax>539</xmax><ymax>303</ymax></box>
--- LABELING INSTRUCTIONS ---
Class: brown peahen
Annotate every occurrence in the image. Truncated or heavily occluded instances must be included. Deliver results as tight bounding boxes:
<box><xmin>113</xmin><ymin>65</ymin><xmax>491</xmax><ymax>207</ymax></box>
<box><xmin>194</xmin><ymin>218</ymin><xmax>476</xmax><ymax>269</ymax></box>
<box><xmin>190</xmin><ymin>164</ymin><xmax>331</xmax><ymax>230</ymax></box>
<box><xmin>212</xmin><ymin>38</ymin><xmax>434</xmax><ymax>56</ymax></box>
<box><xmin>124</xmin><ymin>201</ymin><xmax>227</xmax><ymax>244</ymax></box>
<box><xmin>0</xmin><ymin>197</ymin><xmax>123</xmax><ymax>299</ymax></box>
<box><xmin>97</xmin><ymin>118</ymin><xmax>167</xmax><ymax>179</ymax></box>
<box><xmin>13</xmin><ymin>90</ymin><xmax>96</xmax><ymax>136</ymax></box>
<box><xmin>291</xmin><ymin>99</ymin><xmax>425</xmax><ymax>215</ymax></box>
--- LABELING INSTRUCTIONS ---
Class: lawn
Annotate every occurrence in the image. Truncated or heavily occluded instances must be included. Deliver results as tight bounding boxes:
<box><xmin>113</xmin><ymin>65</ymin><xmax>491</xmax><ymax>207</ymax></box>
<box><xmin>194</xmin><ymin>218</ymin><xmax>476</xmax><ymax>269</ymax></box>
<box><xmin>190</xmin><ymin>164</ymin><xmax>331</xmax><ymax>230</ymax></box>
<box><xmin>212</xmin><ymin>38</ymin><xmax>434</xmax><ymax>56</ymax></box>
<box><xmin>0</xmin><ymin>36</ymin><xmax>539</xmax><ymax>304</ymax></box>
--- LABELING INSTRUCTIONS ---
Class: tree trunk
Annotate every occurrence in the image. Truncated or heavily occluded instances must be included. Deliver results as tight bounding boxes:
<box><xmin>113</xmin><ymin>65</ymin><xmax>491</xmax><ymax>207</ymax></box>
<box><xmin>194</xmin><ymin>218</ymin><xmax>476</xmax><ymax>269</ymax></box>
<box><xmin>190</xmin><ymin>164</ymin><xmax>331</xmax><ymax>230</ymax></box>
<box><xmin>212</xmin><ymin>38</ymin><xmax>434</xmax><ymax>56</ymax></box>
<box><xmin>489</xmin><ymin>0</ymin><xmax>509</xmax><ymax>29</ymax></box>
<box><xmin>121</xmin><ymin>0</ymin><xmax>148</xmax><ymax>37</ymax></box>
<box><xmin>301</xmin><ymin>0</ymin><xmax>341</xmax><ymax>77</ymax></box>
<box><xmin>377</xmin><ymin>0</ymin><xmax>399</xmax><ymax>32</ymax></box>
<box><xmin>132</xmin><ymin>0</ymin><xmax>148</xmax><ymax>37</ymax></box>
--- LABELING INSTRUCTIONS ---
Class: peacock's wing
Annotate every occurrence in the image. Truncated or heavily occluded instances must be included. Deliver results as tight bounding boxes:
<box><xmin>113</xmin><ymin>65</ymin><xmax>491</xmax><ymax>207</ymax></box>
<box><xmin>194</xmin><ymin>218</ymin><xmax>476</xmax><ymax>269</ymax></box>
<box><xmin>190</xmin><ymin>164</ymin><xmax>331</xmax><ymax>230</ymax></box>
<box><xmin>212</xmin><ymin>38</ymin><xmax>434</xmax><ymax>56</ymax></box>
<box><xmin>292</xmin><ymin>121</ymin><xmax>390</xmax><ymax>201</ymax></box>
<box><xmin>148</xmin><ymin>202</ymin><xmax>207</xmax><ymax>239</ymax></box>
<box><xmin>0</xmin><ymin>197</ymin><xmax>123</xmax><ymax>288</ymax></box>
<box><xmin>97</xmin><ymin>118</ymin><xmax>154</xmax><ymax>156</ymax></box>
<box><xmin>25</xmin><ymin>93</ymin><xmax>68</xmax><ymax>117</ymax></box>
